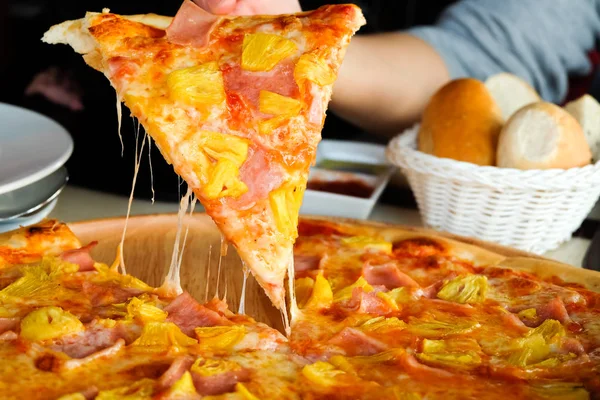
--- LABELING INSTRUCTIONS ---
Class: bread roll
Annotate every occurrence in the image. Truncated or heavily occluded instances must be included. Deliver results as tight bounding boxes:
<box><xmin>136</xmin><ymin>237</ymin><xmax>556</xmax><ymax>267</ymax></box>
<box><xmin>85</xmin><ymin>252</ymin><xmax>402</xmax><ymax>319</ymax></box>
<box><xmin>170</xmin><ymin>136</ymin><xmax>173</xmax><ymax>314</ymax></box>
<box><xmin>485</xmin><ymin>73</ymin><xmax>541</xmax><ymax>121</ymax></box>
<box><xmin>418</xmin><ymin>78</ymin><xmax>503</xmax><ymax>166</ymax></box>
<box><xmin>497</xmin><ymin>102</ymin><xmax>592</xmax><ymax>169</ymax></box>
<box><xmin>564</xmin><ymin>94</ymin><xmax>600</xmax><ymax>162</ymax></box>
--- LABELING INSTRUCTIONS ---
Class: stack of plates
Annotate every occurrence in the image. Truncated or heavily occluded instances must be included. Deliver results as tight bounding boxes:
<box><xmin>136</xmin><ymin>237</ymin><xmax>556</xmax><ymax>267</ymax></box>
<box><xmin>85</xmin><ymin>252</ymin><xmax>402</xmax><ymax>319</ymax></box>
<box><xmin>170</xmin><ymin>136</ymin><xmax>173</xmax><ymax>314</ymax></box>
<box><xmin>0</xmin><ymin>103</ymin><xmax>73</xmax><ymax>233</ymax></box>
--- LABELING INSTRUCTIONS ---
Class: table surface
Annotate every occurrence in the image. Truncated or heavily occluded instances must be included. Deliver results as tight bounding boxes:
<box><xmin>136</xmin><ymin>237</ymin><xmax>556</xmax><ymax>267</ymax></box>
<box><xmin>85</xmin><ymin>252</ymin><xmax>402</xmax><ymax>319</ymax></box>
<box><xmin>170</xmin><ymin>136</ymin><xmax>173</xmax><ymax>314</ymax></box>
<box><xmin>49</xmin><ymin>185</ymin><xmax>592</xmax><ymax>268</ymax></box>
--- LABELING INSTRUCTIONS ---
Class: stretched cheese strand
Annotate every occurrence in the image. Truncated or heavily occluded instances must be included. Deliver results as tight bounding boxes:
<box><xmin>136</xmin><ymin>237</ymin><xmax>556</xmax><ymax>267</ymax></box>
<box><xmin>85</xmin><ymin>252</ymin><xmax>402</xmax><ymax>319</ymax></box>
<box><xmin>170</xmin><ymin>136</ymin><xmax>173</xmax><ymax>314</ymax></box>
<box><xmin>288</xmin><ymin>253</ymin><xmax>299</xmax><ymax>322</ymax></box>
<box><xmin>215</xmin><ymin>249</ymin><xmax>223</xmax><ymax>299</ymax></box>
<box><xmin>238</xmin><ymin>268</ymin><xmax>249</xmax><ymax>315</ymax></box>
<box><xmin>204</xmin><ymin>245</ymin><xmax>212</xmax><ymax>303</ymax></box>
<box><xmin>116</xmin><ymin>95</ymin><xmax>124</xmax><ymax>157</ymax></box>
<box><xmin>147</xmin><ymin>137</ymin><xmax>155</xmax><ymax>204</ymax></box>
<box><xmin>174</xmin><ymin>192</ymin><xmax>197</xmax><ymax>280</ymax></box>
<box><xmin>116</xmin><ymin>125</ymin><xmax>147</xmax><ymax>274</ymax></box>
<box><xmin>220</xmin><ymin>234</ymin><xmax>228</xmax><ymax>257</ymax></box>
<box><xmin>160</xmin><ymin>186</ymin><xmax>194</xmax><ymax>294</ymax></box>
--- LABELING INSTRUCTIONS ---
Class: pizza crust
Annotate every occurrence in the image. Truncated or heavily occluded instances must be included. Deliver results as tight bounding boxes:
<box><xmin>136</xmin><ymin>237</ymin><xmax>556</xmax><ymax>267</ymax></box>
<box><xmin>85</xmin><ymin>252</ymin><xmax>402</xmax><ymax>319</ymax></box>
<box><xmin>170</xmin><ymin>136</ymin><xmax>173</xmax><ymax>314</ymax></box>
<box><xmin>302</xmin><ymin>215</ymin><xmax>600</xmax><ymax>293</ymax></box>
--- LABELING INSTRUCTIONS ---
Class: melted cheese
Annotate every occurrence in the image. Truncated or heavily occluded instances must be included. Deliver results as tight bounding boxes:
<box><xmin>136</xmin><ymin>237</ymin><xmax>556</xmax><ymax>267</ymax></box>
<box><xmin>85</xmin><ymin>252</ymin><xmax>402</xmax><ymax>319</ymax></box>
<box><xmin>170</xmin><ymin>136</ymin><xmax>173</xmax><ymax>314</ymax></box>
<box><xmin>117</xmin><ymin>126</ymin><xmax>147</xmax><ymax>275</ymax></box>
<box><xmin>204</xmin><ymin>244</ymin><xmax>213</xmax><ymax>303</ymax></box>
<box><xmin>160</xmin><ymin>187</ymin><xmax>194</xmax><ymax>295</ymax></box>
<box><xmin>147</xmin><ymin>137</ymin><xmax>155</xmax><ymax>204</ymax></box>
<box><xmin>238</xmin><ymin>268</ymin><xmax>249</xmax><ymax>315</ymax></box>
<box><xmin>116</xmin><ymin>95</ymin><xmax>124</xmax><ymax>157</ymax></box>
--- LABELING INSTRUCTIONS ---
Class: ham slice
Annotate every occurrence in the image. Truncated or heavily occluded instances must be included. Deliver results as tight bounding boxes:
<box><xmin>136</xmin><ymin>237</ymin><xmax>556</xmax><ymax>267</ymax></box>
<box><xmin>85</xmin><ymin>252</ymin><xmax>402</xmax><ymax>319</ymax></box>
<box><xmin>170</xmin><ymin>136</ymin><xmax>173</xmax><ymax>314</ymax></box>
<box><xmin>0</xmin><ymin>331</ymin><xmax>17</xmax><ymax>341</ymax></box>
<box><xmin>0</xmin><ymin>317</ymin><xmax>19</xmax><ymax>334</ymax></box>
<box><xmin>82</xmin><ymin>281</ymin><xmax>145</xmax><ymax>307</ymax></box>
<box><xmin>338</xmin><ymin>287</ymin><xmax>396</xmax><ymax>315</ymax></box>
<box><xmin>400</xmin><ymin>353</ymin><xmax>455</xmax><ymax>379</ymax></box>
<box><xmin>60</xmin><ymin>241</ymin><xmax>98</xmax><ymax>271</ymax></box>
<box><xmin>165</xmin><ymin>292</ymin><xmax>230</xmax><ymax>336</ymax></box>
<box><xmin>362</xmin><ymin>262</ymin><xmax>419</xmax><ymax>289</ymax></box>
<box><xmin>157</xmin><ymin>356</ymin><xmax>195</xmax><ymax>392</ymax></box>
<box><xmin>538</xmin><ymin>297</ymin><xmax>571</xmax><ymax>324</ymax></box>
<box><xmin>231</xmin><ymin>145</ymin><xmax>285</xmax><ymax>209</ymax></box>
<box><xmin>327</xmin><ymin>327</ymin><xmax>388</xmax><ymax>356</ymax></box>
<box><xmin>61</xmin><ymin>339</ymin><xmax>125</xmax><ymax>370</ymax></box>
<box><xmin>222</xmin><ymin>62</ymin><xmax>300</xmax><ymax>112</ymax></box>
<box><xmin>294</xmin><ymin>255</ymin><xmax>321</xmax><ymax>273</ymax></box>
<box><xmin>51</xmin><ymin>321</ymin><xmax>132</xmax><ymax>359</ymax></box>
<box><xmin>191</xmin><ymin>366</ymin><xmax>250</xmax><ymax>396</ymax></box>
<box><xmin>166</xmin><ymin>0</ymin><xmax>221</xmax><ymax>48</ymax></box>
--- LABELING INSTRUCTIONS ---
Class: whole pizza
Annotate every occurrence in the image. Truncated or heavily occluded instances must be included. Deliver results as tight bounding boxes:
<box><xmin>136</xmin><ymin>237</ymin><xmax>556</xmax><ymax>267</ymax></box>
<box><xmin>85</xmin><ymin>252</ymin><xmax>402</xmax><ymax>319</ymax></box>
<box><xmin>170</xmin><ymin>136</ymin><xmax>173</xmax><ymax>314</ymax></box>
<box><xmin>1</xmin><ymin>2</ymin><xmax>597</xmax><ymax>399</ymax></box>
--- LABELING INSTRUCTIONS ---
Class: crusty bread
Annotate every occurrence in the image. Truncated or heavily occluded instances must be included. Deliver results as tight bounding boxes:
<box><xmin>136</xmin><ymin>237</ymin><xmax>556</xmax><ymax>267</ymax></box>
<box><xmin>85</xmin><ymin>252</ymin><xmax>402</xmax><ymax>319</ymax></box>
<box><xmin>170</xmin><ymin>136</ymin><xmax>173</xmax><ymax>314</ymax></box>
<box><xmin>485</xmin><ymin>73</ymin><xmax>541</xmax><ymax>121</ymax></box>
<box><xmin>418</xmin><ymin>78</ymin><xmax>503</xmax><ymax>166</ymax></box>
<box><xmin>564</xmin><ymin>94</ymin><xmax>600</xmax><ymax>163</ymax></box>
<box><xmin>497</xmin><ymin>102</ymin><xmax>592</xmax><ymax>169</ymax></box>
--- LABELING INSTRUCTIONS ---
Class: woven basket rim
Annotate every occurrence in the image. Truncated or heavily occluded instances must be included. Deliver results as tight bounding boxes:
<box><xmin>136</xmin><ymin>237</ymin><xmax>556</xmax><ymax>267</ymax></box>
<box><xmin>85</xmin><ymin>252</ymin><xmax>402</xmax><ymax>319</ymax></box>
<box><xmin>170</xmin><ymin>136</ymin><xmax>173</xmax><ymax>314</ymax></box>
<box><xmin>387</xmin><ymin>125</ymin><xmax>600</xmax><ymax>190</ymax></box>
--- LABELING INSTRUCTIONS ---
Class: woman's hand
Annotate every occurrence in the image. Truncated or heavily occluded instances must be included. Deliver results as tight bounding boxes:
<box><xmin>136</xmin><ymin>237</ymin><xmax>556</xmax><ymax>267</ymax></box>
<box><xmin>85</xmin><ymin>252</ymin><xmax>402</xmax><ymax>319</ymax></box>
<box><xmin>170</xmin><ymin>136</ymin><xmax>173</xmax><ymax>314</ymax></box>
<box><xmin>193</xmin><ymin>0</ymin><xmax>301</xmax><ymax>16</ymax></box>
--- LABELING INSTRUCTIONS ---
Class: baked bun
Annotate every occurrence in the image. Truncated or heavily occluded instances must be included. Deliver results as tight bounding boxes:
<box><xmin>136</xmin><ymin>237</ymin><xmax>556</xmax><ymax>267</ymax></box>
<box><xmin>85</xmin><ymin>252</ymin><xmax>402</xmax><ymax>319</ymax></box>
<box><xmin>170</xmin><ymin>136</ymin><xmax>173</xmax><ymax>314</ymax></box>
<box><xmin>564</xmin><ymin>94</ymin><xmax>600</xmax><ymax>162</ymax></box>
<box><xmin>485</xmin><ymin>73</ymin><xmax>541</xmax><ymax>121</ymax></box>
<box><xmin>418</xmin><ymin>78</ymin><xmax>503</xmax><ymax>166</ymax></box>
<box><xmin>497</xmin><ymin>102</ymin><xmax>592</xmax><ymax>169</ymax></box>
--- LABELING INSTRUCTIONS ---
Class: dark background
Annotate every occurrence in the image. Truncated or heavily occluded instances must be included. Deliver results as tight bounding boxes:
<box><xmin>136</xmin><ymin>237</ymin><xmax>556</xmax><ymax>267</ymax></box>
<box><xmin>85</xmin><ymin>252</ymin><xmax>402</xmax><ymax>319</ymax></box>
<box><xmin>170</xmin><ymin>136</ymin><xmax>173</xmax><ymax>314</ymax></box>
<box><xmin>0</xmin><ymin>0</ymin><xmax>456</xmax><ymax>202</ymax></box>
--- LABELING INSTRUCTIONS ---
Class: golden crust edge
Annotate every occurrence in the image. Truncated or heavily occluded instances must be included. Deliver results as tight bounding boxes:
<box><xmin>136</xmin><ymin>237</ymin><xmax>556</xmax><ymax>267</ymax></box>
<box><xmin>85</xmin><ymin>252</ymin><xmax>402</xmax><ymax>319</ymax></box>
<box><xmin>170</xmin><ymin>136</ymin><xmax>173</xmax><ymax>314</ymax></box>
<box><xmin>301</xmin><ymin>215</ymin><xmax>600</xmax><ymax>293</ymax></box>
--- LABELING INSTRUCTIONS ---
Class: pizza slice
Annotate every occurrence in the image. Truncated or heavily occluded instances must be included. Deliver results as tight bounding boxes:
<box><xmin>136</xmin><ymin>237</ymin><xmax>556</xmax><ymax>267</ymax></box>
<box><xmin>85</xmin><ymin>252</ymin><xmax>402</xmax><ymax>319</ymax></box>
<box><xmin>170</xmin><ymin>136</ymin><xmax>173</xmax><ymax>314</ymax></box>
<box><xmin>42</xmin><ymin>2</ymin><xmax>365</xmax><ymax>309</ymax></box>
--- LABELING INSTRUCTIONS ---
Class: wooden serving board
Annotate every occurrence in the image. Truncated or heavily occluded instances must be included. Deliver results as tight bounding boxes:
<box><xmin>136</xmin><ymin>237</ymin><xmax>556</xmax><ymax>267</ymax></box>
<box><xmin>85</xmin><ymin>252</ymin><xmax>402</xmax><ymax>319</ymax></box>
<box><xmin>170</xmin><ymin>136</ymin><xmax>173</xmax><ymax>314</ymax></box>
<box><xmin>68</xmin><ymin>213</ymin><xmax>586</xmax><ymax>331</ymax></box>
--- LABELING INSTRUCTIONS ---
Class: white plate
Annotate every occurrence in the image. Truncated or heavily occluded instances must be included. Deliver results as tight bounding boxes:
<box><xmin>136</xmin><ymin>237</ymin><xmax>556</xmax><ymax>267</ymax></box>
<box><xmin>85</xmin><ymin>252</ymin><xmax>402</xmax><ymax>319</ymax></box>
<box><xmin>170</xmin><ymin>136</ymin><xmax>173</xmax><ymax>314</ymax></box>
<box><xmin>0</xmin><ymin>197</ymin><xmax>58</xmax><ymax>233</ymax></box>
<box><xmin>0</xmin><ymin>103</ymin><xmax>73</xmax><ymax>195</ymax></box>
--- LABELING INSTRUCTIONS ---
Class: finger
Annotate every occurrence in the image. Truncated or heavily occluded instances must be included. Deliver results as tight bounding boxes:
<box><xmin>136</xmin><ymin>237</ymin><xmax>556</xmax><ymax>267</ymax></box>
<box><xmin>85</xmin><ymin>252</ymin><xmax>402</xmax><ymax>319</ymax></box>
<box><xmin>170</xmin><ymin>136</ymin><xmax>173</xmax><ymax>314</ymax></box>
<box><xmin>193</xmin><ymin>0</ymin><xmax>236</xmax><ymax>14</ymax></box>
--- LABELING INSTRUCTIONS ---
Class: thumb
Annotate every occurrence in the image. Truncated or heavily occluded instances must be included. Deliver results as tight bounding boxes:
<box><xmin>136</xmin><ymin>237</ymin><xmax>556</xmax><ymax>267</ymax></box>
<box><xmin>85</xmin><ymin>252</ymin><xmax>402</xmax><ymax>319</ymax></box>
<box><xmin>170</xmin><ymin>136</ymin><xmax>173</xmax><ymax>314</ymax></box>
<box><xmin>193</xmin><ymin>0</ymin><xmax>237</xmax><ymax>15</ymax></box>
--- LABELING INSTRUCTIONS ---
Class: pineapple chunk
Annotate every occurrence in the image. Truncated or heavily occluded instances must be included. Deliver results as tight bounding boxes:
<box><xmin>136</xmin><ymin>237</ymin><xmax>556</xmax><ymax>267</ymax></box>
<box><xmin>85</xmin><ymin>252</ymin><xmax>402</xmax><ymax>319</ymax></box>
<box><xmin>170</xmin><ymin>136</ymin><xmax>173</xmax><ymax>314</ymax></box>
<box><xmin>126</xmin><ymin>297</ymin><xmax>167</xmax><ymax>323</ymax></box>
<box><xmin>269</xmin><ymin>183</ymin><xmax>305</xmax><ymax>239</ymax></box>
<box><xmin>236</xmin><ymin>383</ymin><xmax>261</xmax><ymax>400</ymax></box>
<box><xmin>530</xmin><ymin>382</ymin><xmax>589</xmax><ymax>400</ymax></box>
<box><xmin>242</xmin><ymin>33</ymin><xmax>297</xmax><ymax>72</ymax></box>
<box><xmin>0</xmin><ymin>266</ymin><xmax>77</xmax><ymax>306</ymax></box>
<box><xmin>191</xmin><ymin>357</ymin><xmax>242</xmax><ymax>377</ymax></box>
<box><xmin>340</xmin><ymin>236</ymin><xmax>392</xmax><ymax>254</ymax></box>
<box><xmin>95</xmin><ymin>378</ymin><xmax>154</xmax><ymax>400</ymax></box>
<box><xmin>196</xmin><ymin>131</ymin><xmax>250</xmax><ymax>200</ymax></box>
<box><xmin>437</xmin><ymin>275</ymin><xmax>488</xmax><ymax>304</ymax></box>
<box><xmin>131</xmin><ymin>322</ymin><xmax>197</xmax><ymax>353</ymax></box>
<box><xmin>518</xmin><ymin>308</ymin><xmax>537</xmax><ymax>321</ymax></box>
<box><xmin>20</xmin><ymin>306</ymin><xmax>84</xmax><ymax>341</ymax></box>
<box><xmin>417</xmin><ymin>338</ymin><xmax>481</xmax><ymax>370</ymax></box>
<box><xmin>57</xmin><ymin>394</ymin><xmax>86</xmax><ymax>400</ymax></box>
<box><xmin>360</xmin><ymin>316</ymin><xmax>407</xmax><ymax>333</ymax></box>
<box><xmin>375</xmin><ymin>291</ymin><xmax>400</xmax><ymax>311</ymax></box>
<box><xmin>528</xmin><ymin>319</ymin><xmax>565</xmax><ymax>342</ymax></box>
<box><xmin>389</xmin><ymin>388</ymin><xmax>422</xmax><ymax>400</ymax></box>
<box><xmin>407</xmin><ymin>316</ymin><xmax>480</xmax><ymax>338</ymax></box>
<box><xmin>386</xmin><ymin>287</ymin><xmax>412</xmax><ymax>305</ymax></box>
<box><xmin>508</xmin><ymin>333</ymin><xmax>550</xmax><ymax>367</ymax></box>
<box><xmin>194</xmin><ymin>325</ymin><xmax>246</xmax><ymax>351</ymax></box>
<box><xmin>202</xmin><ymin>159</ymin><xmax>248</xmax><ymax>200</ymax></box>
<box><xmin>333</xmin><ymin>277</ymin><xmax>373</xmax><ymax>302</ymax></box>
<box><xmin>167</xmin><ymin>62</ymin><xmax>225</xmax><ymax>108</ymax></box>
<box><xmin>294</xmin><ymin>53</ymin><xmax>336</xmax><ymax>86</ymax></box>
<box><xmin>200</xmin><ymin>131</ymin><xmax>249</xmax><ymax>166</ymax></box>
<box><xmin>294</xmin><ymin>277</ymin><xmax>315</xmax><ymax>309</ymax></box>
<box><xmin>92</xmin><ymin>264</ymin><xmax>154</xmax><ymax>292</ymax></box>
<box><xmin>301</xmin><ymin>361</ymin><xmax>346</xmax><ymax>387</ymax></box>
<box><xmin>335</xmin><ymin>349</ymin><xmax>405</xmax><ymax>366</ymax></box>
<box><xmin>161</xmin><ymin>371</ymin><xmax>198</xmax><ymax>399</ymax></box>
<box><xmin>258</xmin><ymin>115</ymin><xmax>288</xmax><ymax>135</ymax></box>
<box><xmin>304</xmin><ymin>273</ymin><xmax>333</xmax><ymax>310</ymax></box>
<box><xmin>259</xmin><ymin>91</ymin><xmax>302</xmax><ymax>116</ymax></box>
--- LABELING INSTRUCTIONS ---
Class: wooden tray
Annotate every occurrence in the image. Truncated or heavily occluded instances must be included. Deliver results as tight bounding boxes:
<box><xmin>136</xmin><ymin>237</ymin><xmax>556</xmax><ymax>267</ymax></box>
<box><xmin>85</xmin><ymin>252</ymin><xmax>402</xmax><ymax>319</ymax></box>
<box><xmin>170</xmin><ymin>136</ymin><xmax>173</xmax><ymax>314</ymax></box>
<box><xmin>69</xmin><ymin>213</ymin><xmax>598</xmax><ymax>331</ymax></box>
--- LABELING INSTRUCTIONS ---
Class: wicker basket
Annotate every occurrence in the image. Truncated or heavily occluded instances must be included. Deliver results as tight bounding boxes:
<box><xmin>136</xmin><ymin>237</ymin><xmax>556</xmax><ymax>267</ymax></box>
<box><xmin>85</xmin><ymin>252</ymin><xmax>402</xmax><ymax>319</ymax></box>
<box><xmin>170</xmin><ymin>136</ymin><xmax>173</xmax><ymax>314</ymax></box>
<box><xmin>386</xmin><ymin>125</ymin><xmax>600</xmax><ymax>254</ymax></box>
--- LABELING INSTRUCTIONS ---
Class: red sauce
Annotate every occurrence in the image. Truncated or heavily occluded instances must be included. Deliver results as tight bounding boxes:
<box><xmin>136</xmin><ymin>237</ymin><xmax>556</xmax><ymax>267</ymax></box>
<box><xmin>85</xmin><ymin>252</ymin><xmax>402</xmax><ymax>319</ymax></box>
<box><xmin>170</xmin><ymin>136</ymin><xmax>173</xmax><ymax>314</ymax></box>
<box><xmin>307</xmin><ymin>179</ymin><xmax>374</xmax><ymax>199</ymax></box>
